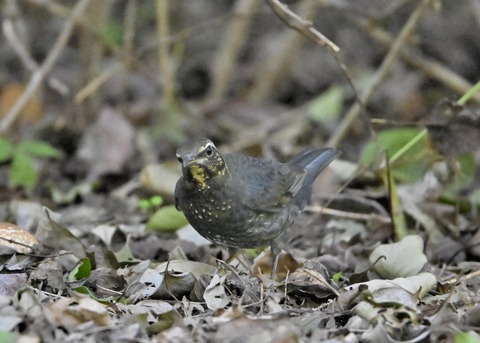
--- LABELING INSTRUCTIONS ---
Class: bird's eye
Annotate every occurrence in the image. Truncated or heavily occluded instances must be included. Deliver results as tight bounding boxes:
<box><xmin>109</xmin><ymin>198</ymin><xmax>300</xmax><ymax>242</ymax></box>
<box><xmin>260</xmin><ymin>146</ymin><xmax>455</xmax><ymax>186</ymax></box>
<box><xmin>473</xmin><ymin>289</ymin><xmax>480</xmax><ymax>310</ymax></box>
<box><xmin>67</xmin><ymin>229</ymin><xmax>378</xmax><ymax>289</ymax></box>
<box><xmin>205</xmin><ymin>146</ymin><xmax>213</xmax><ymax>157</ymax></box>
<box><xmin>176</xmin><ymin>154</ymin><xmax>183</xmax><ymax>163</ymax></box>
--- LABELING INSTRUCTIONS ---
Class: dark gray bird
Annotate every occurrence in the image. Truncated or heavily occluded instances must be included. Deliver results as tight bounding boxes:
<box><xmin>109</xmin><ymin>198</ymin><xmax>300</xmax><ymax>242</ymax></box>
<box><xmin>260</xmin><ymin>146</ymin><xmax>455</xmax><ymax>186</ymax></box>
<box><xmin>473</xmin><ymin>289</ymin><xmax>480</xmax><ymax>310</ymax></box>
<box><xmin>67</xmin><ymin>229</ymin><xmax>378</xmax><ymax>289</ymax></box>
<box><xmin>174</xmin><ymin>138</ymin><xmax>339</xmax><ymax>273</ymax></box>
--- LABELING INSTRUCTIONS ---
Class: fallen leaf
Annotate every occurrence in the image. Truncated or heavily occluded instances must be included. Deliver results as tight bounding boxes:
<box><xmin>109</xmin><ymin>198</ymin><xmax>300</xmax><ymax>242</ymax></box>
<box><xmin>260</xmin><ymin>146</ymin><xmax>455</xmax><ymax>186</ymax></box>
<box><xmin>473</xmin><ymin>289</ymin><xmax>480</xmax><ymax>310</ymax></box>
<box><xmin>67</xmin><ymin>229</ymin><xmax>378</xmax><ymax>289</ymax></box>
<box><xmin>0</xmin><ymin>222</ymin><xmax>37</xmax><ymax>254</ymax></box>
<box><xmin>370</xmin><ymin>235</ymin><xmax>427</xmax><ymax>279</ymax></box>
<box><xmin>44</xmin><ymin>297</ymin><xmax>110</xmax><ymax>330</ymax></box>
<box><xmin>0</xmin><ymin>273</ymin><xmax>28</xmax><ymax>296</ymax></box>
<box><xmin>146</xmin><ymin>205</ymin><xmax>189</xmax><ymax>232</ymax></box>
<box><xmin>204</xmin><ymin>274</ymin><xmax>230</xmax><ymax>310</ymax></box>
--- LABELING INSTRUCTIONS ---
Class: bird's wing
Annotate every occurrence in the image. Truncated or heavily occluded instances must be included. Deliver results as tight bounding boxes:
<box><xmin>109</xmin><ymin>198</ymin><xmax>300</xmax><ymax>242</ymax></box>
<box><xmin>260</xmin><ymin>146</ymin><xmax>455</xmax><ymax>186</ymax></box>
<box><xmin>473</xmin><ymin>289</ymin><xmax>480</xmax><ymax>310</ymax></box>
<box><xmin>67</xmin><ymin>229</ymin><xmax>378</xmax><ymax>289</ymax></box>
<box><xmin>225</xmin><ymin>154</ymin><xmax>305</xmax><ymax>213</ymax></box>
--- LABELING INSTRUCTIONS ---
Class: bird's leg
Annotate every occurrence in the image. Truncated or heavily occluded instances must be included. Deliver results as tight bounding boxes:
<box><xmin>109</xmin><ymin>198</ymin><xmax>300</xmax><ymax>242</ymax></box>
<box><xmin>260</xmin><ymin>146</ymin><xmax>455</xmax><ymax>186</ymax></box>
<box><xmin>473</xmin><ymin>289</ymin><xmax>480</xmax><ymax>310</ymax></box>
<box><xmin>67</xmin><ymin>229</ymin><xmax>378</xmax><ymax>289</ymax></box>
<box><xmin>226</xmin><ymin>246</ymin><xmax>239</xmax><ymax>264</ymax></box>
<box><xmin>269</xmin><ymin>241</ymin><xmax>282</xmax><ymax>282</ymax></box>
<box><xmin>271</xmin><ymin>252</ymin><xmax>279</xmax><ymax>281</ymax></box>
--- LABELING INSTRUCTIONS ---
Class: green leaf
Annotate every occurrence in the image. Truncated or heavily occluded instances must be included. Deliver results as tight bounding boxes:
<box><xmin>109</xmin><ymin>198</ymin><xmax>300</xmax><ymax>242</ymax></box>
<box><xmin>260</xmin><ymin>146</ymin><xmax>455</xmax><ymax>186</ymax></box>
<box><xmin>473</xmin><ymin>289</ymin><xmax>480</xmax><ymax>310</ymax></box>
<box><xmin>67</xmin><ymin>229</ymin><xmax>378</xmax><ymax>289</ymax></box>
<box><xmin>450</xmin><ymin>153</ymin><xmax>476</xmax><ymax>191</ymax></box>
<box><xmin>382</xmin><ymin>168</ymin><xmax>408</xmax><ymax>239</ymax></box>
<box><xmin>17</xmin><ymin>140</ymin><xmax>62</xmax><ymax>158</ymax></box>
<box><xmin>332</xmin><ymin>272</ymin><xmax>343</xmax><ymax>282</ymax></box>
<box><xmin>309</xmin><ymin>86</ymin><xmax>344</xmax><ymax>123</ymax></box>
<box><xmin>455</xmin><ymin>332</ymin><xmax>480</xmax><ymax>343</ymax></box>
<box><xmin>138</xmin><ymin>195</ymin><xmax>164</xmax><ymax>210</ymax></box>
<box><xmin>150</xmin><ymin>195</ymin><xmax>163</xmax><ymax>207</ymax></box>
<box><xmin>360</xmin><ymin>128</ymin><xmax>434</xmax><ymax>183</ymax></box>
<box><xmin>138</xmin><ymin>199</ymin><xmax>152</xmax><ymax>209</ymax></box>
<box><xmin>0</xmin><ymin>331</ymin><xmax>17</xmax><ymax>343</ymax></box>
<box><xmin>244</xmin><ymin>248</ymin><xmax>261</xmax><ymax>259</ymax></box>
<box><xmin>68</xmin><ymin>257</ymin><xmax>92</xmax><ymax>282</ymax></box>
<box><xmin>10</xmin><ymin>153</ymin><xmax>37</xmax><ymax>189</ymax></box>
<box><xmin>457</xmin><ymin>79</ymin><xmax>480</xmax><ymax>106</ymax></box>
<box><xmin>146</xmin><ymin>310</ymin><xmax>182</xmax><ymax>335</ymax></box>
<box><xmin>147</xmin><ymin>205</ymin><xmax>189</xmax><ymax>232</ymax></box>
<box><xmin>0</xmin><ymin>138</ymin><xmax>14</xmax><ymax>162</ymax></box>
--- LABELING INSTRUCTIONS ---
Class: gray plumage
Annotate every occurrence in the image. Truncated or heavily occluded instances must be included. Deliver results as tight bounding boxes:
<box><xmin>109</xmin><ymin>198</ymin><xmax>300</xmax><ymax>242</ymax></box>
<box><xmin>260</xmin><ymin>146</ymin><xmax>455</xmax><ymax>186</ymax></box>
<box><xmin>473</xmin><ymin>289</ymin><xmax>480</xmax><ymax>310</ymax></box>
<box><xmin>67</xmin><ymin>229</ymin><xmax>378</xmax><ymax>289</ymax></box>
<box><xmin>174</xmin><ymin>138</ymin><xmax>339</xmax><ymax>252</ymax></box>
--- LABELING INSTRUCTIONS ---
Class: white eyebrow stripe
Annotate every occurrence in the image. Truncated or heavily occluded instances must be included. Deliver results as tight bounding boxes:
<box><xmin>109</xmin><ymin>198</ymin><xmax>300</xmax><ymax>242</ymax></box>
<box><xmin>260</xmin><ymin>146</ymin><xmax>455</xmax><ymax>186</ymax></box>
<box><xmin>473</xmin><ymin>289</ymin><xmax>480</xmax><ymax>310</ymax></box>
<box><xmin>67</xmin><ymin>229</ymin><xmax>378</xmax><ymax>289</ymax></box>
<box><xmin>198</xmin><ymin>141</ymin><xmax>215</xmax><ymax>153</ymax></box>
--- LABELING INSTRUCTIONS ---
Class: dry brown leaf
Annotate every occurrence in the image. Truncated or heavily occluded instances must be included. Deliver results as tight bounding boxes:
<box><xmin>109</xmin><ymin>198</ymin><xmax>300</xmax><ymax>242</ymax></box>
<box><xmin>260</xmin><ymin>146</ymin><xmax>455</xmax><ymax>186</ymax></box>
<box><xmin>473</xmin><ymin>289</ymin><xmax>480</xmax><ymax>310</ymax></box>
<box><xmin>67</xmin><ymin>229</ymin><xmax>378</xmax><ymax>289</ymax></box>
<box><xmin>252</xmin><ymin>249</ymin><xmax>301</xmax><ymax>283</ymax></box>
<box><xmin>287</xmin><ymin>258</ymin><xmax>340</xmax><ymax>301</ymax></box>
<box><xmin>0</xmin><ymin>222</ymin><xmax>38</xmax><ymax>254</ymax></box>
<box><xmin>44</xmin><ymin>297</ymin><xmax>110</xmax><ymax>330</ymax></box>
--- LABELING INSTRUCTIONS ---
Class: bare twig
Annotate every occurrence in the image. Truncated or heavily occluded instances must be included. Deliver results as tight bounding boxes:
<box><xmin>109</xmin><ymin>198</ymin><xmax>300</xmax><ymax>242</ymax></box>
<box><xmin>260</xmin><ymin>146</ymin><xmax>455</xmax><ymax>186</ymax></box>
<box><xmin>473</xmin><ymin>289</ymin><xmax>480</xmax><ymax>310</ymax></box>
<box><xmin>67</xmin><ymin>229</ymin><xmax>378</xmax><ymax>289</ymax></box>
<box><xmin>305</xmin><ymin>205</ymin><xmax>391</xmax><ymax>224</ymax></box>
<box><xmin>0</xmin><ymin>0</ymin><xmax>91</xmax><ymax>133</ymax></box>
<box><xmin>263</xmin><ymin>0</ymin><xmax>366</xmax><ymax>140</ymax></box>
<box><xmin>74</xmin><ymin>64</ymin><xmax>123</xmax><ymax>104</ymax></box>
<box><xmin>2</xmin><ymin>16</ymin><xmax>69</xmax><ymax>96</ymax></box>
<box><xmin>208</xmin><ymin>0</ymin><xmax>258</xmax><ymax>103</ymax></box>
<box><xmin>265</xmin><ymin>0</ymin><xmax>339</xmax><ymax>53</ymax></box>
<box><xmin>327</xmin><ymin>0</ymin><xmax>435</xmax><ymax>148</ymax></box>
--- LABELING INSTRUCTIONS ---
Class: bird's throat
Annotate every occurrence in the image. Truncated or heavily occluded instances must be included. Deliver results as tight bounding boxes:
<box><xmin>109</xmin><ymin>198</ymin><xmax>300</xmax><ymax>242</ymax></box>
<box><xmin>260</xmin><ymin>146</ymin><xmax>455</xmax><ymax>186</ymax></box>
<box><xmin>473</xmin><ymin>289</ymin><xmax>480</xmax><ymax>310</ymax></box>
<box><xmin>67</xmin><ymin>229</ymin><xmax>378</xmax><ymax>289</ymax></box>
<box><xmin>189</xmin><ymin>164</ymin><xmax>208</xmax><ymax>189</ymax></box>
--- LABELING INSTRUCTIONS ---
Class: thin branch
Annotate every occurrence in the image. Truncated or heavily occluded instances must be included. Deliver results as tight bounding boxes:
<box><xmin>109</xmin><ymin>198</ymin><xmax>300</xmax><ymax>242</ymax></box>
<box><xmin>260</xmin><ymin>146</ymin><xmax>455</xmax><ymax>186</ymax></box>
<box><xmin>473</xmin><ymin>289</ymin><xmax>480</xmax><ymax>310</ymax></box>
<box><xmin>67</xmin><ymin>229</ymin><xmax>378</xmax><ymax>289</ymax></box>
<box><xmin>2</xmin><ymin>18</ymin><xmax>69</xmax><ymax>96</ymax></box>
<box><xmin>74</xmin><ymin>64</ymin><xmax>123</xmax><ymax>104</ymax></box>
<box><xmin>458</xmin><ymin>81</ymin><xmax>480</xmax><ymax>105</ymax></box>
<box><xmin>0</xmin><ymin>0</ymin><xmax>91</xmax><ymax>133</ymax></box>
<box><xmin>327</xmin><ymin>0</ymin><xmax>435</xmax><ymax>148</ymax></box>
<box><xmin>263</xmin><ymin>0</ymin><xmax>366</xmax><ymax>141</ymax></box>
<box><xmin>265</xmin><ymin>0</ymin><xmax>339</xmax><ymax>53</ymax></box>
<box><xmin>305</xmin><ymin>205</ymin><xmax>391</xmax><ymax>224</ymax></box>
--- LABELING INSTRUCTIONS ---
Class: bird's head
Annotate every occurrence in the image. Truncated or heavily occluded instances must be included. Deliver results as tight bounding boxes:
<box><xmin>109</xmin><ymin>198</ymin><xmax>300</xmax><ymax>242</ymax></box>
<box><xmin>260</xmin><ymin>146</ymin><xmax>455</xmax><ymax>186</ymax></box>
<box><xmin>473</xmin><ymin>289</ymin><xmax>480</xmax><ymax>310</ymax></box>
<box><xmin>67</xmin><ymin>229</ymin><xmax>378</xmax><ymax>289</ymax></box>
<box><xmin>176</xmin><ymin>138</ymin><xmax>227</xmax><ymax>189</ymax></box>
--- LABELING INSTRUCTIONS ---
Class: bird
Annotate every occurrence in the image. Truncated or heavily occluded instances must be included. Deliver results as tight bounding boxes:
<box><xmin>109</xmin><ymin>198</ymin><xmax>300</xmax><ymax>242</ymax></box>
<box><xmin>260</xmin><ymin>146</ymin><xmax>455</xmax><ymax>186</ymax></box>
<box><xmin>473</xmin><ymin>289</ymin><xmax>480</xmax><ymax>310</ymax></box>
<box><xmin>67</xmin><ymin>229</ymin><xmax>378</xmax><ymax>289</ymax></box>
<box><xmin>174</xmin><ymin>138</ymin><xmax>340</xmax><ymax>277</ymax></box>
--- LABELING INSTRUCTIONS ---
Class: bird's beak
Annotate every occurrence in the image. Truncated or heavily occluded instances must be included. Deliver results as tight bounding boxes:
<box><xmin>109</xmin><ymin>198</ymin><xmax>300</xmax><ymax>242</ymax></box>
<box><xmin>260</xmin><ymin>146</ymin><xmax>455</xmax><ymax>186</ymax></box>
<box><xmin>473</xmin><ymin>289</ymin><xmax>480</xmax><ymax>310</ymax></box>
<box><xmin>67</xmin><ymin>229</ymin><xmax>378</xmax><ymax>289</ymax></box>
<box><xmin>182</xmin><ymin>154</ymin><xmax>196</xmax><ymax>169</ymax></box>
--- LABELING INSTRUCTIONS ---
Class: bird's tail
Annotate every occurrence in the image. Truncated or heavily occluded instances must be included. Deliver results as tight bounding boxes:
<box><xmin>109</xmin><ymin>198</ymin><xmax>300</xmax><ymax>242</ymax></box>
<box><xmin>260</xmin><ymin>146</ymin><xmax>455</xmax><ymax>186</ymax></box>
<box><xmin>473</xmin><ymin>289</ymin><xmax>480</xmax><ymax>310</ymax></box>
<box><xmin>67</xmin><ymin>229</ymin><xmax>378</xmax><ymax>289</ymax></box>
<box><xmin>290</xmin><ymin>148</ymin><xmax>340</xmax><ymax>184</ymax></box>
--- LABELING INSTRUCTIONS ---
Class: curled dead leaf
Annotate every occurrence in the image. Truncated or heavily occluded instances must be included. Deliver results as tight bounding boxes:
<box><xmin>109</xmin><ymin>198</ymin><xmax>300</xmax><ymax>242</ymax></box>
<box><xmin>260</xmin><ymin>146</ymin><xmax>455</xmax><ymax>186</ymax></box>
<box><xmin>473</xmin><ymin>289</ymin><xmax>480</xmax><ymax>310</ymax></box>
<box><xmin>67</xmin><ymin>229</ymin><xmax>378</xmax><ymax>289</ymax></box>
<box><xmin>0</xmin><ymin>222</ymin><xmax>38</xmax><ymax>254</ymax></box>
<box><xmin>44</xmin><ymin>297</ymin><xmax>110</xmax><ymax>330</ymax></box>
<box><xmin>204</xmin><ymin>274</ymin><xmax>231</xmax><ymax>310</ymax></box>
<box><xmin>287</xmin><ymin>258</ymin><xmax>340</xmax><ymax>301</ymax></box>
<box><xmin>252</xmin><ymin>249</ymin><xmax>301</xmax><ymax>283</ymax></box>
